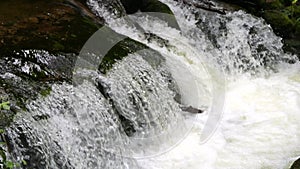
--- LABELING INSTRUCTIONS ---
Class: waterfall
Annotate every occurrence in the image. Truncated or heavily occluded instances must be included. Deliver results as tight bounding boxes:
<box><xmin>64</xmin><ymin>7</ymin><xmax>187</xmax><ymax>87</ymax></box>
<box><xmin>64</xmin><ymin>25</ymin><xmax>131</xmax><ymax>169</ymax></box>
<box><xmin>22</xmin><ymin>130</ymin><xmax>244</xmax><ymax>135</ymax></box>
<box><xmin>4</xmin><ymin>0</ymin><xmax>300</xmax><ymax>169</ymax></box>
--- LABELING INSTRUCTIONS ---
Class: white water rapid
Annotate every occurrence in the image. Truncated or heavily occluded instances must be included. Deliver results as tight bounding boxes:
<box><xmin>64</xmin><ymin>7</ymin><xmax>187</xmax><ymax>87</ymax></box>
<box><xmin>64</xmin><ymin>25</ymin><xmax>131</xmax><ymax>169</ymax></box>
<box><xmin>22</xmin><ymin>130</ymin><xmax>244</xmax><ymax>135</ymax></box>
<box><xmin>6</xmin><ymin>0</ymin><xmax>300</xmax><ymax>169</ymax></box>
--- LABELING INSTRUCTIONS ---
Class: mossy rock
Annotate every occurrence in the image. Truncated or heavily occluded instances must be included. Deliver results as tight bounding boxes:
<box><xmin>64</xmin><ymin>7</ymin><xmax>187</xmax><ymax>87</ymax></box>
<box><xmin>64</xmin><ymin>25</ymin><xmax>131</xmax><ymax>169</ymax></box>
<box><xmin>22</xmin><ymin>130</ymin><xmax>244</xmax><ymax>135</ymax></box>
<box><xmin>263</xmin><ymin>0</ymin><xmax>284</xmax><ymax>9</ymax></box>
<box><xmin>263</xmin><ymin>10</ymin><xmax>294</xmax><ymax>37</ymax></box>
<box><xmin>119</xmin><ymin>0</ymin><xmax>180</xmax><ymax>29</ymax></box>
<box><xmin>0</xmin><ymin>0</ymin><xmax>104</xmax><ymax>120</ymax></box>
<box><xmin>0</xmin><ymin>89</ymin><xmax>21</xmax><ymax>129</ymax></box>
<box><xmin>141</xmin><ymin>0</ymin><xmax>174</xmax><ymax>14</ymax></box>
<box><xmin>0</xmin><ymin>102</ymin><xmax>14</xmax><ymax>129</ymax></box>
<box><xmin>99</xmin><ymin>38</ymin><xmax>148</xmax><ymax>74</ymax></box>
<box><xmin>141</xmin><ymin>0</ymin><xmax>179</xmax><ymax>29</ymax></box>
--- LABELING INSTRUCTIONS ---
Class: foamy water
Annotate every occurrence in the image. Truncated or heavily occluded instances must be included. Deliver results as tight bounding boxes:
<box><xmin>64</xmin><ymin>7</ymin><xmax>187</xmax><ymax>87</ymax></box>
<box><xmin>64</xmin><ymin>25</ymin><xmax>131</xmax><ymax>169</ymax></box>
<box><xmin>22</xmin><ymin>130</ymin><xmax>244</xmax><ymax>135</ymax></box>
<box><xmin>101</xmin><ymin>1</ymin><xmax>300</xmax><ymax>168</ymax></box>
<box><xmin>137</xmin><ymin>62</ymin><xmax>300</xmax><ymax>169</ymax></box>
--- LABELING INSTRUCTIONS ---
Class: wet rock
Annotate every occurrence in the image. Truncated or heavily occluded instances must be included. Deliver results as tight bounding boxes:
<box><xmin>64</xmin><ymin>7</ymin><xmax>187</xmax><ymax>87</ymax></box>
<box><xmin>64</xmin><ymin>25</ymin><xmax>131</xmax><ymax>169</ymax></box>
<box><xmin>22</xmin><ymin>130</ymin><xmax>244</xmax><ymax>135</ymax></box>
<box><xmin>0</xmin><ymin>50</ymin><xmax>76</xmax><ymax>112</ymax></box>
<box><xmin>290</xmin><ymin>158</ymin><xmax>300</xmax><ymax>169</ymax></box>
<box><xmin>263</xmin><ymin>10</ymin><xmax>294</xmax><ymax>37</ymax></box>
<box><xmin>120</xmin><ymin>0</ymin><xmax>175</xmax><ymax>15</ymax></box>
<box><xmin>141</xmin><ymin>0</ymin><xmax>174</xmax><ymax>14</ymax></box>
<box><xmin>120</xmin><ymin>0</ymin><xmax>180</xmax><ymax>29</ymax></box>
<box><xmin>5</xmin><ymin>121</ymin><xmax>74</xmax><ymax>169</ymax></box>
<box><xmin>0</xmin><ymin>0</ymin><xmax>104</xmax><ymax>125</ymax></box>
<box><xmin>95</xmin><ymin>35</ymin><xmax>181</xmax><ymax>137</ymax></box>
<box><xmin>140</xmin><ymin>0</ymin><xmax>180</xmax><ymax>29</ymax></box>
<box><xmin>87</xmin><ymin>0</ymin><xmax>127</xmax><ymax>18</ymax></box>
<box><xmin>120</xmin><ymin>0</ymin><xmax>143</xmax><ymax>14</ymax></box>
<box><xmin>0</xmin><ymin>0</ymin><xmax>103</xmax><ymax>54</ymax></box>
<box><xmin>98</xmin><ymin>37</ymin><xmax>148</xmax><ymax>74</ymax></box>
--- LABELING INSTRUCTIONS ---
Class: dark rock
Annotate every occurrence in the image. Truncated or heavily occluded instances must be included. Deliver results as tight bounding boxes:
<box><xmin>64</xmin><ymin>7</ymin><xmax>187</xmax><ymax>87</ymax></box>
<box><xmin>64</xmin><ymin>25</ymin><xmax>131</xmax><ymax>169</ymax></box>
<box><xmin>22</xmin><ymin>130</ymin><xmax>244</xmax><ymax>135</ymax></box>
<box><xmin>87</xmin><ymin>0</ymin><xmax>127</xmax><ymax>18</ymax></box>
<box><xmin>145</xmin><ymin>32</ymin><xmax>171</xmax><ymax>48</ymax></box>
<box><xmin>140</xmin><ymin>0</ymin><xmax>180</xmax><ymax>29</ymax></box>
<box><xmin>262</xmin><ymin>10</ymin><xmax>294</xmax><ymax>38</ymax></box>
<box><xmin>263</xmin><ymin>0</ymin><xmax>284</xmax><ymax>9</ymax></box>
<box><xmin>283</xmin><ymin>38</ymin><xmax>300</xmax><ymax>57</ymax></box>
<box><xmin>141</xmin><ymin>0</ymin><xmax>174</xmax><ymax>14</ymax></box>
<box><xmin>280</xmin><ymin>0</ymin><xmax>295</xmax><ymax>6</ymax></box>
<box><xmin>180</xmin><ymin>106</ymin><xmax>203</xmax><ymax>114</ymax></box>
<box><xmin>119</xmin><ymin>0</ymin><xmax>180</xmax><ymax>29</ymax></box>
<box><xmin>120</xmin><ymin>0</ymin><xmax>175</xmax><ymax>15</ymax></box>
<box><xmin>5</xmin><ymin>122</ymin><xmax>74</xmax><ymax>169</ymax></box>
<box><xmin>290</xmin><ymin>158</ymin><xmax>300</xmax><ymax>169</ymax></box>
<box><xmin>0</xmin><ymin>0</ymin><xmax>103</xmax><ymax>54</ymax></box>
<box><xmin>0</xmin><ymin>0</ymin><xmax>104</xmax><ymax>124</ymax></box>
<box><xmin>94</xmin><ymin>34</ymin><xmax>181</xmax><ymax>137</ymax></box>
<box><xmin>120</xmin><ymin>0</ymin><xmax>143</xmax><ymax>14</ymax></box>
<box><xmin>99</xmin><ymin>37</ymin><xmax>148</xmax><ymax>74</ymax></box>
<box><xmin>0</xmin><ymin>50</ymin><xmax>76</xmax><ymax>112</ymax></box>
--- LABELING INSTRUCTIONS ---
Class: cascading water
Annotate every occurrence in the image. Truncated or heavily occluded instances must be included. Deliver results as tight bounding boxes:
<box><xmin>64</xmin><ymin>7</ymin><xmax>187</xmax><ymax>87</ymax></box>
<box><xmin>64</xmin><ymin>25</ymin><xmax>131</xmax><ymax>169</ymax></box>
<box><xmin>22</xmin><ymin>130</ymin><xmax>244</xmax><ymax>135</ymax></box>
<box><xmin>4</xmin><ymin>0</ymin><xmax>300</xmax><ymax>169</ymax></box>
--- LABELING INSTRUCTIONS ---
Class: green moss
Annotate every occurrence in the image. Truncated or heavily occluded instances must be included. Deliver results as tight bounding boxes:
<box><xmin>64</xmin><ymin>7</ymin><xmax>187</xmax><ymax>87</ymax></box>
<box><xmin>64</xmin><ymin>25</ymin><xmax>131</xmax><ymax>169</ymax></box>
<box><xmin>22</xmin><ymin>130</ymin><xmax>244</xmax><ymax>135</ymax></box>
<box><xmin>40</xmin><ymin>87</ymin><xmax>52</xmax><ymax>97</ymax></box>
<box><xmin>0</xmin><ymin>101</ymin><xmax>13</xmax><ymax>129</ymax></box>
<box><xmin>0</xmin><ymin>102</ymin><xmax>10</xmax><ymax>110</ymax></box>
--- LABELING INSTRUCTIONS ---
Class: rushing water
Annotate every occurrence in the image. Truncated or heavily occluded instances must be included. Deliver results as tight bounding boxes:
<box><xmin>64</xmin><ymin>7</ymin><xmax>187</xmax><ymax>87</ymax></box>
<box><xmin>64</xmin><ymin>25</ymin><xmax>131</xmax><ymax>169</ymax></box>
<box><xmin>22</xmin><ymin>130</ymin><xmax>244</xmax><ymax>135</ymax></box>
<box><xmin>5</xmin><ymin>0</ymin><xmax>300</xmax><ymax>169</ymax></box>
